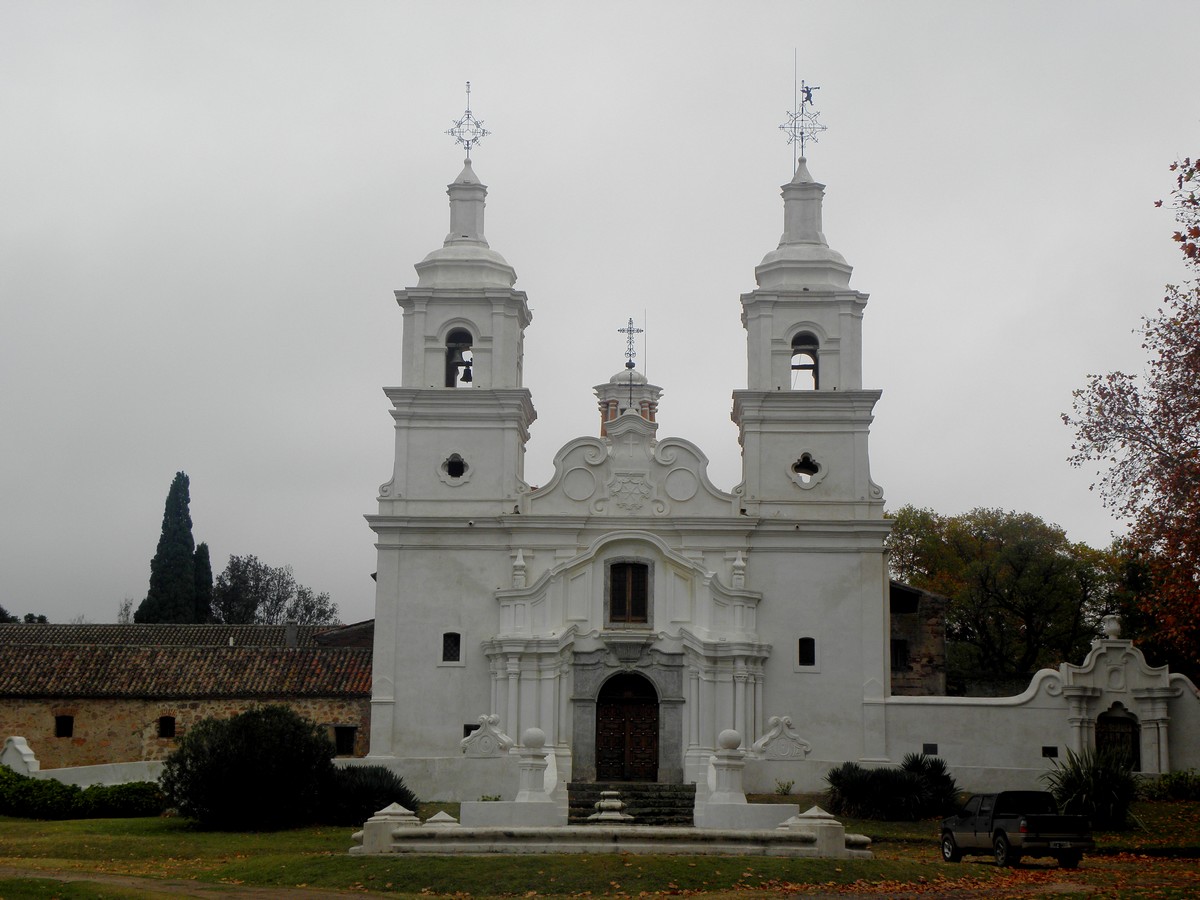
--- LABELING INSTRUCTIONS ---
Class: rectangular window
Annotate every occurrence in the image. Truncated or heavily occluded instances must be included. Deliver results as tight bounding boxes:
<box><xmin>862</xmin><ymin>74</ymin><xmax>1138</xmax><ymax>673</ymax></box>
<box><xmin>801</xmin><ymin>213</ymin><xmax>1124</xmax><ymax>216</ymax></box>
<box><xmin>922</xmin><ymin>742</ymin><xmax>938</xmax><ymax>756</ymax></box>
<box><xmin>797</xmin><ymin>637</ymin><xmax>816</xmax><ymax>667</ymax></box>
<box><xmin>55</xmin><ymin>715</ymin><xmax>74</xmax><ymax>738</ymax></box>
<box><xmin>891</xmin><ymin>639</ymin><xmax>910</xmax><ymax>671</ymax></box>
<box><xmin>610</xmin><ymin>562</ymin><xmax>649</xmax><ymax>624</ymax></box>
<box><xmin>442</xmin><ymin>632</ymin><xmax>461</xmax><ymax>663</ymax></box>
<box><xmin>158</xmin><ymin>716</ymin><xmax>176</xmax><ymax>739</ymax></box>
<box><xmin>1042</xmin><ymin>745</ymin><xmax>1059</xmax><ymax>758</ymax></box>
<box><xmin>333</xmin><ymin>726</ymin><xmax>357</xmax><ymax>756</ymax></box>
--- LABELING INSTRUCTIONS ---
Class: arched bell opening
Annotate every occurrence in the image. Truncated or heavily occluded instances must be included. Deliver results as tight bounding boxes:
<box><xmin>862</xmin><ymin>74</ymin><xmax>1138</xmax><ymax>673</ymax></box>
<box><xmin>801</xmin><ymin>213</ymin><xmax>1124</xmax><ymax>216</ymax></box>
<box><xmin>444</xmin><ymin>328</ymin><xmax>474</xmax><ymax>388</ymax></box>
<box><xmin>595</xmin><ymin>671</ymin><xmax>659</xmax><ymax>782</ymax></box>
<box><xmin>790</xmin><ymin>331</ymin><xmax>819</xmax><ymax>390</ymax></box>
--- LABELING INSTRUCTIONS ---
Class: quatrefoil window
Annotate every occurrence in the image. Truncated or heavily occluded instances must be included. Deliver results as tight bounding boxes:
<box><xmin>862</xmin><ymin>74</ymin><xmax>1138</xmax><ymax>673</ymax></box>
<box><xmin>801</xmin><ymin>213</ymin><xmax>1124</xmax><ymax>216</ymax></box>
<box><xmin>437</xmin><ymin>452</ymin><xmax>473</xmax><ymax>486</ymax></box>
<box><xmin>788</xmin><ymin>452</ymin><xmax>827</xmax><ymax>490</ymax></box>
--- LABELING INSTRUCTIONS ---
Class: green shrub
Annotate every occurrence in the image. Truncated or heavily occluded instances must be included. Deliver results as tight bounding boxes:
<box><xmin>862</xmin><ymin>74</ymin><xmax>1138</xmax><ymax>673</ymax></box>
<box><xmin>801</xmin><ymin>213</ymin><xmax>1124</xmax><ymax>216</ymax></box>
<box><xmin>0</xmin><ymin>765</ymin><xmax>166</xmax><ymax>820</ymax></box>
<box><xmin>81</xmin><ymin>781</ymin><xmax>166</xmax><ymax>817</ymax></box>
<box><xmin>161</xmin><ymin>705</ymin><xmax>335</xmax><ymax>830</ymax></box>
<box><xmin>1041</xmin><ymin>747</ymin><xmax>1137</xmax><ymax>830</ymax></box>
<box><xmin>825</xmin><ymin>754</ymin><xmax>960</xmax><ymax>820</ymax></box>
<box><xmin>1139</xmin><ymin>768</ymin><xmax>1200</xmax><ymax>802</ymax></box>
<box><xmin>320</xmin><ymin>765</ymin><xmax>420</xmax><ymax>826</ymax></box>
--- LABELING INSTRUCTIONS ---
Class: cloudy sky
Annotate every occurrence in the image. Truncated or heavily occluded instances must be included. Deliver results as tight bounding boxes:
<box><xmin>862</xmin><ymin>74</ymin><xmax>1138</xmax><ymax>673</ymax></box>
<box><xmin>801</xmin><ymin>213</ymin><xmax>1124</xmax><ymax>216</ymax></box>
<box><xmin>2</xmin><ymin>1</ymin><xmax>1196</xmax><ymax>625</ymax></box>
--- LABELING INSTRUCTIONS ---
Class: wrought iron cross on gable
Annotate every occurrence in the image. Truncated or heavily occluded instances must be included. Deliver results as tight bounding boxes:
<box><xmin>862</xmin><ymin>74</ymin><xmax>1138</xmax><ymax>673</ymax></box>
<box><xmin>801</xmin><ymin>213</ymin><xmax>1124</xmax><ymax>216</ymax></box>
<box><xmin>617</xmin><ymin>317</ymin><xmax>644</xmax><ymax>408</ymax></box>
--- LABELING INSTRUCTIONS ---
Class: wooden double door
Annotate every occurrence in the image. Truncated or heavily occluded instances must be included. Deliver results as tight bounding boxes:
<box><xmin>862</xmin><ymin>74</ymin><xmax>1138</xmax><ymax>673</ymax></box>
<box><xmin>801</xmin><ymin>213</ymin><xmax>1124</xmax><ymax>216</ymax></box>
<box><xmin>595</xmin><ymin>672</ymin><xmax>659</xmax><ymax>781</ymax></box>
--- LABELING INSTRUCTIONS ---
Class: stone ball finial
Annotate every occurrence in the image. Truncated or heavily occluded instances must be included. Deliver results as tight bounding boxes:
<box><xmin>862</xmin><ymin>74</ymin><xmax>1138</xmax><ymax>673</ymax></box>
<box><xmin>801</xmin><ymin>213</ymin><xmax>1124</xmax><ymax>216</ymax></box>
<box><xmin>717</xmin><ymin>729</ymin><xmax>742</xmax><ymax>750</ymax></box>
<box><xmin>1102</xmin><ymin>615</ymin><xmax>1121</xmax><ymax>640</ymax></box>
<box><xmin>521</xmin><ymin>727</ymin><xmax>546</xmax><ymax>749</ymax></box>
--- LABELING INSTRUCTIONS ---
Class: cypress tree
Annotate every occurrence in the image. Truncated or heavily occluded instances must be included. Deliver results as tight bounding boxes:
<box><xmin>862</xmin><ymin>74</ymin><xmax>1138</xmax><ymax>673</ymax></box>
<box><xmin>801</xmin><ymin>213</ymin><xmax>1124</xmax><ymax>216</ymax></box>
<box><xmin>135</xmin><ymin>472</ymin><xmax>198</xmax><ymax>623</ymax></box>
<box><xmin>193</xmin><ymin>542</ymin><xmax>213</xmax><ymax>623</ymax></box>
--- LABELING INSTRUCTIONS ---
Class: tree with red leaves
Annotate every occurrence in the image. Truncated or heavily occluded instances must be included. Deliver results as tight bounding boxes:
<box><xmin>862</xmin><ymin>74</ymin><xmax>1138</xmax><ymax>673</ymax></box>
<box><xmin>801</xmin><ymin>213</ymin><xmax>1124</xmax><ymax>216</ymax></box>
<box><xmin>1065</xmin><ymin>158</ymin><xmax>1200</xmax><ymax>669</ymax></box>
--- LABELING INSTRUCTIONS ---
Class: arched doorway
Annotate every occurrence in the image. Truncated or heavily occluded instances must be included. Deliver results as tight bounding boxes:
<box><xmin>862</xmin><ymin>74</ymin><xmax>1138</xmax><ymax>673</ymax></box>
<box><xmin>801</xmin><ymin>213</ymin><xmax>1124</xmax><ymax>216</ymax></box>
<box><xmin>1096</xmin><ymin>704</ymin><xmax>1141</xmax><ymax>770</ymax></box>
<box><xmin>595</xmin><ymin>672</ymin><xmax>659</xmax><ymax>781</ymax></box>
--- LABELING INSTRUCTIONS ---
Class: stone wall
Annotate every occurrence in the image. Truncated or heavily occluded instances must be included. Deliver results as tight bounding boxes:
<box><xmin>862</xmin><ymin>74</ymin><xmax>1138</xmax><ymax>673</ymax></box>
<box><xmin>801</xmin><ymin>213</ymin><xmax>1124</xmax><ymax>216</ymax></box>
<box><xmin>889</xmin><ymin>584</ymin><xmax>947</xmax><ymax>696</ymax></box>
<box><xmin>1</xmin><ymin>696</ymin><xmax>370</xmax><ymax>769</ymax></box>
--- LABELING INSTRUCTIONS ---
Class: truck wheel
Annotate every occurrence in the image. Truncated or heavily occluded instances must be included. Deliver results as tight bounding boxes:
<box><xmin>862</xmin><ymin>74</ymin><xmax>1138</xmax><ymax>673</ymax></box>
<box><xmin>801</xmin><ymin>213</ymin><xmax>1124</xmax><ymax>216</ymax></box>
<box><xmin>1058</xmin><ymin>852</ymin><xmax>1082</xmax><ymax>869</ymax></box>
<box><xmin>941</xmin><ymin>832</ymin><xmax>963</xmax><ymax>863</ymax></box>
<box><xmin>993</xmin><ymin>833</ymin><xmax>1019</xmax><ymax>867</ymax></box>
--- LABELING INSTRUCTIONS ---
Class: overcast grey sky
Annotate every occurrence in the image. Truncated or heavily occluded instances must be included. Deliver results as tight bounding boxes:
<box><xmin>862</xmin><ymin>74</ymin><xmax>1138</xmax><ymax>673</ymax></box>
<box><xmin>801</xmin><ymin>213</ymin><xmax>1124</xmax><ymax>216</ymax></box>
<box><xmin>2</xmin><ymin>1</ymin><xmax>1196</xmax><ymax>625</ymax></box>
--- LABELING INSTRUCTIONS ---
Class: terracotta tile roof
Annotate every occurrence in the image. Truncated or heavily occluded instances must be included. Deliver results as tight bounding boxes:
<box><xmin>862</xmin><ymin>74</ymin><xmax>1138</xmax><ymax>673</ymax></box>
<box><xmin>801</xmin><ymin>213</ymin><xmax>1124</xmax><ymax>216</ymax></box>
<box><xmin>0</xmin><ymin>626</ymin><xmax>372</xmax><ymax>698</ymax></box>
<box><xmin>0</xmin><ymin>623</ymin><xmax>335</xmax><ymax>648</ymax></box>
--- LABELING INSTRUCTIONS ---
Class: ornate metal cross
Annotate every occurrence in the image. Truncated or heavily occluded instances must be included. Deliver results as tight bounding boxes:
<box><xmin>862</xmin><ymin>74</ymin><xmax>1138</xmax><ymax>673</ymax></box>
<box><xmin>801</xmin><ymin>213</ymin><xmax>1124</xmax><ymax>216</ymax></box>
<box><xmin>617</xmin><ymin>317</ymin><xmax>644</xmax><ymax>407</ymax></box>
<box><xmin>779</xmin><ymin>77</ymin><xmax>827</xmax><ymax>167</ymax></box>
<box><xmin>446</xmin><ymin>81</ymin><xmax>490</xmax><ymax>158</ymax></box>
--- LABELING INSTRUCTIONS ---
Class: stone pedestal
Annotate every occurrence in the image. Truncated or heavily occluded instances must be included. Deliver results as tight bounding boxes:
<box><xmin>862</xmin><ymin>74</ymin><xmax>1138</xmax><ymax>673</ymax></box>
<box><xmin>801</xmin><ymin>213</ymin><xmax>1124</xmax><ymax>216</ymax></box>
<box><xmin>460</xmin><ymin>728</ymin><xmax>566</xmax><ymax>827</ymax></box>
<box><xmin>351</xmin><ymin>803</ymin><xmax>420</xmax><ymax>855</ymax></box>
<box><xmin>695</xmin><ymin>730</ymin><xmax>798</xmax><ymax>830</ymax></box>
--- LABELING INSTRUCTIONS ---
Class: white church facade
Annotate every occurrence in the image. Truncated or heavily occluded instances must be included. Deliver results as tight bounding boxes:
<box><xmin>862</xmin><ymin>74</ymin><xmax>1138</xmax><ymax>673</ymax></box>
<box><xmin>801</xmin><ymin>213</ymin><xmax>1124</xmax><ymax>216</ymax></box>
<box><xmin>364</xmin><ymin>150</ymin><xmax>1200</xmax><ymax>802</ymax></box>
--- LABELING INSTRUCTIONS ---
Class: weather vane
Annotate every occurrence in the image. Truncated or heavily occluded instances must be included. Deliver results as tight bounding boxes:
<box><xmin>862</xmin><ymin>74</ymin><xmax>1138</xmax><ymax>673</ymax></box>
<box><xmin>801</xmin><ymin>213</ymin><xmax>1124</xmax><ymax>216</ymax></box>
<box><xmin>617</xmin><ymin>317</ymin><xmax>644</xmax><ymax>407</ymax></box>
<box><xmin>446</xmin><ymin>81</ymin><xmax>490</xmax><ymax>158</ymax></box>
<box><xmin>779</xmin><ymin>55</ymin><xmax>826</xmax><ymax>169</ymax></box>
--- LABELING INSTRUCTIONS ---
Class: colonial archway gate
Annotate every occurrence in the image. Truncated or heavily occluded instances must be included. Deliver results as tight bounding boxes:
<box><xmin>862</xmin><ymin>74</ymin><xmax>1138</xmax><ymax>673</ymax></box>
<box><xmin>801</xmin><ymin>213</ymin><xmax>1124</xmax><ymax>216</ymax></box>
<box><xmin>570</xmin><ymin>645</ymin><xmax>685</xmax><ymax>784</ymax></box>
<box><xmin>595</xmin><ymin>672</ymin><xmax>658</xmax><ymax>781</ymax></box>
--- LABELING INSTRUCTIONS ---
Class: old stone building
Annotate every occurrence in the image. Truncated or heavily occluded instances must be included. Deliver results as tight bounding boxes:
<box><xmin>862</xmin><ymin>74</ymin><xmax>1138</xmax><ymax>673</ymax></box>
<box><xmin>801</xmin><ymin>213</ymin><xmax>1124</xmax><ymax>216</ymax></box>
<box><xmin>0</xmin><ymin>623</ymin><xmax>372</xmax><ymax>769</ymax></box>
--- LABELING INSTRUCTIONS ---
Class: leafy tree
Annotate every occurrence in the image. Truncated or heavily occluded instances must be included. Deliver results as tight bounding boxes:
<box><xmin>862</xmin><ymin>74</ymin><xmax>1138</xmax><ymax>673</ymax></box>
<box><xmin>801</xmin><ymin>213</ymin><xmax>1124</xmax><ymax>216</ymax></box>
<box><xmin>0</xmin><ymin>606</ymin><xmax>47</xmax><ymax>623</ymax></box>
<box><xmin>211</xmin><ymin>555</ymin><xmax>339</xmax><ymax>626</ymax></box>
<box><xmin>1065</xmin><ymin>158</ymin><xmax>1200</xmax><ymax>669</ymax></box>
<box><xmin>887</xmin><ymin>505</ymin><xmax>1120</xmax><ymax>688</ymax></box>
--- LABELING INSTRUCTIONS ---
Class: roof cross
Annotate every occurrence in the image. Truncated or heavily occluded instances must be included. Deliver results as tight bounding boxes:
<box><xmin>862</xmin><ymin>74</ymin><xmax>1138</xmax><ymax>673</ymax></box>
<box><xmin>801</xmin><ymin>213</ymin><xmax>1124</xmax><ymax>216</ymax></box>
<box><xmin>779</xmin><ymin>66</ymin><xmax>827</xmax><ymax>168</ymax></box>
<box><xmin>446</xmin><ymin>81</ymin><xmax>490</xmax><ymax>158</ymax></box>
<box><xmin>617</xmin><ymin>317</ymin><xmax>645</xmax><ymax>407</ymax></box>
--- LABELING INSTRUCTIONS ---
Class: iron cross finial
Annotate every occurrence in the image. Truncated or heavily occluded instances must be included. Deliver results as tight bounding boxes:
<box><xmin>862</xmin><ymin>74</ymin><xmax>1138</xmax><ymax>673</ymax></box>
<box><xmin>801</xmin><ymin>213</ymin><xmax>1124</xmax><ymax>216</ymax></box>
<box><xmin>618</xmin><ymin>317</ymin><xmax>644</xmax><ymax>370</ymax></box>
<box><xmin>617</xmin><ymin>317</ymin><xmax>645</xmax><ymax>408</ymax></box>
<box><xmin>446</xmin><ymin>81</ymin><xmax>490</xmax><ymax>158</ymax></box>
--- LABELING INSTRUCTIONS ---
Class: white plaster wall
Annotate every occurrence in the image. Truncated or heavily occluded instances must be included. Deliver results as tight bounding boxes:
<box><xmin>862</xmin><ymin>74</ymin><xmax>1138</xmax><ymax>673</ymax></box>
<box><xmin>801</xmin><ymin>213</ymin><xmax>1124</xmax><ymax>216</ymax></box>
<box><xmin>29</xmin><ymin>761</ymin><xmax>164</xmax><ymax>787</ymax></box>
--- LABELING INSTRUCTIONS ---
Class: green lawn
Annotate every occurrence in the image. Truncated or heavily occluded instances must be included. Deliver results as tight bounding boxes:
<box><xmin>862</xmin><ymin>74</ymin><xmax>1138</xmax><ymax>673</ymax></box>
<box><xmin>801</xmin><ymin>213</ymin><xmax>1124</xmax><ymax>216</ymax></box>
<box><xmin>0</xmin><ymin>800</ymin><xmax>1197</xmax><ymax>897</ymax></box>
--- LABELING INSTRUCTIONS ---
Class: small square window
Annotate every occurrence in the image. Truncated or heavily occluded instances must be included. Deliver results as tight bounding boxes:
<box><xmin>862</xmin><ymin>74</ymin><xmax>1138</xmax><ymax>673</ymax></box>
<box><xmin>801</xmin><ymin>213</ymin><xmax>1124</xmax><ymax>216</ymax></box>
<box><xmin>158</xmin><ymin>716</ymin><xmax>176</xmax><ymax>739</ymax></box>
<box><xmin>1042</xmin><ymin>745</ymin><xmax>1059</xmax><ymax>758</ymax></box>
<box><xmin>333</xmin><ymin>726</ymin><xmax>357</xmax><ymax>756</ymax></box>
<box><xmin>922</xmin><ymin>743</ymin><xmax>938</xmax><ymax>756</ymax></box>
<box><xmin>55</xmin><ymin>715</ymin><xmax>74</xmax><ymax>738</ymax></box>
<box><xmin>442</xmin><ymin>632</ymin><xmax>461</xmax><ymax>663</ymax></box>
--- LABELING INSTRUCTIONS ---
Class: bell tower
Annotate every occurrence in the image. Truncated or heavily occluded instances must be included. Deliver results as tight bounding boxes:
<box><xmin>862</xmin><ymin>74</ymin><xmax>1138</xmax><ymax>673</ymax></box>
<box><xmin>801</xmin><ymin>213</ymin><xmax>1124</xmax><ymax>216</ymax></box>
<box><xmin>731</xmin><ymin>154</ymin><xmax>884</xmax><ymax>519</ymax></box>
<box><xmin>380</xmin><ymin>93</ymin><xmax>535</xmax><ymax>516</ymax></box>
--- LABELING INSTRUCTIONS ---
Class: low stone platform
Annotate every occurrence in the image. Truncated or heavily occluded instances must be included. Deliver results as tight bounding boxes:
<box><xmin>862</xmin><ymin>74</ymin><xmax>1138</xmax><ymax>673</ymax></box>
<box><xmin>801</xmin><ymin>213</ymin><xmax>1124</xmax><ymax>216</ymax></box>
<box><xmin>568</xmin><ymin>782</ymin><xmax>696</xmax><ymax>827</ymax></box>
<box><xmin>351</xmin><ymin>824</ymin><xmax>871</xmax><ymax>858</ymax></box>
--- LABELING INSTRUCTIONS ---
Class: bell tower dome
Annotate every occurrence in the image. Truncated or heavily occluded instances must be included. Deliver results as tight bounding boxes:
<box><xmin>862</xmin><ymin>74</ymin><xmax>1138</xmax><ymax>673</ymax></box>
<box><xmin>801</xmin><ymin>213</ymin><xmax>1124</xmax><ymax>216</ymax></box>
<box><xmin>380</xmin><ymin>95</ymin><xmax>535</xmax><ymax>515</ymax></box>
<box><xmin>732</xmin><ymin>155</ymin><xmax>884</xmax><ymax>519</ymax></box>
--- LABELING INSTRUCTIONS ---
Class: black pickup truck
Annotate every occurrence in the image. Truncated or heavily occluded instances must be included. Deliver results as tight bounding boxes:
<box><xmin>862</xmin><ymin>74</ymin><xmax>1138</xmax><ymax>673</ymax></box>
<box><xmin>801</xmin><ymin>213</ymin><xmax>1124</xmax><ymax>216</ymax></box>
<box><xmin>941</xmin><ymin>790</ymin><xmax>1094</xmax><ymax>867</ymax></box>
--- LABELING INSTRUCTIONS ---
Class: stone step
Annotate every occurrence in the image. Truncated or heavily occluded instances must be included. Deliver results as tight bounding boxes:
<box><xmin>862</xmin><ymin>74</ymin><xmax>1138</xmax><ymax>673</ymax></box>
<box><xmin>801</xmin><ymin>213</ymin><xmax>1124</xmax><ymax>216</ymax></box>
<box><xmin>567</xmin><ymin>782</ymin><xmax>696</xmax><ymax>827</ymax></box>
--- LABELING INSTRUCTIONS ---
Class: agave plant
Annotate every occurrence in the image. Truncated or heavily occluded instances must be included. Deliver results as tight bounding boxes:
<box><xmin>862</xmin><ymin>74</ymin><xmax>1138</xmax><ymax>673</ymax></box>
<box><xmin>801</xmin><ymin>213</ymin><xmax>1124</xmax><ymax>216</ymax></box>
<box><xmin>1041</xmin><ymin>747</ymin><xmax>1136</xmax><ymax>829</ymax></box>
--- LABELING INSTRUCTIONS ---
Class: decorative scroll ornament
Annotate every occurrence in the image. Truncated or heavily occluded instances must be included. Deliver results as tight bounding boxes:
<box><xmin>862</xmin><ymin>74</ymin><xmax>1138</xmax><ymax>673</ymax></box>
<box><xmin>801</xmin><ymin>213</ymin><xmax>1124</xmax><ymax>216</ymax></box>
<box><xmin>460</xmin><ymin>714</ymin><xmax>515</xmax><ymax>757</ymax></box>
<box><xmin>751</xmin><ymin>715</ymin><xmax>812</xmax><ymax>759</ymax></box>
